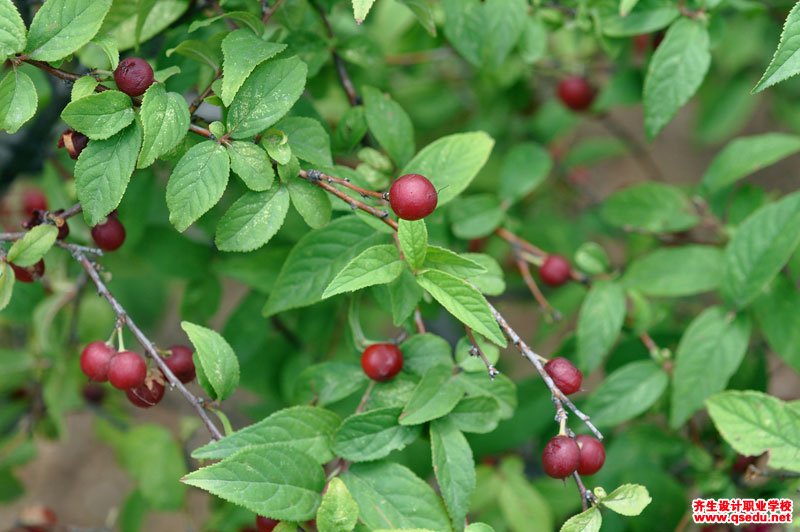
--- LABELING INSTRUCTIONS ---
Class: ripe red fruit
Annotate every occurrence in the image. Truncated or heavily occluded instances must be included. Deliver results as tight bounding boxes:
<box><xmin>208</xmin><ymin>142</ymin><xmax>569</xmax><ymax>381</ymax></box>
<box><xmin>165</xmin><ymin>345</ymin><xmax>196</xmax><ymax>383</ymax></box>
<box><xmin>9</xmin><ymin>260</ymin><xmax>45</xmax><ymax>283</ymax></box>
<box><xmin>114</xmin><ymin>57</ymin><xmax>155</xmax><ymax>97</ymax></box>
<box><xmin>91</xmin><ymin>215</ymin><xmax>126</xmax><ymax>251</ymax></box>
<box><xmin>544</xmin><ymin>357</ymin><xmax>583</xmax><ymax>395</ymax></box>
<box><xmin>539</xmin><ymin>255</ymin><xmax>572</xmax><ymax>287</ymax></box>
<box><xmin>107</xmin><ymin>351</ymin><xmax>147</xmax><ymax>390</ymax></box>
<box><xmin>557</xmin><ymin>76</ymin><xmax>596</xmax><ymax>112</ymax></box>
<box><xmin>542</xmin><ymin>435</ymin><xmax>581</xmax><ymax>479</ymax></box>
<box><xmin>575</xmin><ymin>435</ymin><xmax>605</xmax><ymax>476</ymax></box>
<box><xmin>361</xmin><ymin>343</ymin><xmax>403</xmax><ymax>381</ymax></box>
<box><xmin>256</xmin><ymin>516</ymin><xmax>279</xmax><ymax>532</ymax></box>
<box><xmin>126</xmin><ymin>372</ymin><xmax>166</xmax><ymax>408</ymax></box>
<box><xmin>389</xmin><ymin>174</ymin><xmax>438</xmax><ymax>221</ymax></box>
<box><xmin>57</xmin><ymin>129</ymin><xmax>89</xmax><ymax>160</ymax></box>
<box><xmin>22</xmin><ymin>189</ymin><xmax>47</xmax><ymax>216</ymax></box>
<box><xmin>80</xmin><ymin>341</ymin><xmax>117</xmax><ymax>382</ymax></box>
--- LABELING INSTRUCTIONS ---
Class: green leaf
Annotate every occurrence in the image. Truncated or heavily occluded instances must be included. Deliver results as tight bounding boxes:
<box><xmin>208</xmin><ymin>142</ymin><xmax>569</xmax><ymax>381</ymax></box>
<box><xmin>7</xmin><ymin>225</ymin><xmax>58</xmax><ymax>267</ymax></box>
<box><xmin>323</xmin><ymin>245</ymin><xmax>404</xmax><ymax>299</ymax></box>
<box><xmin>701</xmin><ymin>134</ymin><xmax>800</xmax><ymax>194</ymax></box>
<box><xmin>497</xmin><ymin>457</ymin><xmax>552</xmax><ymax>532</ymax></box>
<box><xmin>166</xmin><ymin>141</ymin><xmax>230</xmax><ymax>232</ymax></box>
<box><xmin>386</xmin><ymin>269</ymin><xmax>423</xmax><ymax>325</ymax></box>
<box><xmin>181</xmin><ymin>321</ymin><xmax>240</xmax><ymax>401</ymax></box>
<box><xmin>574</xmin><ymin>243</ymin><xmax>610</xmax><ymax>275</ymax></box>
<box><xmin>227</xmin><ymin>141</ymin><xmax>275</xmax><ymax>191</ymax></box>
<box><xmin>706</xmin><ymin>390</ymin><xmax>800</xmax><ymax>473</ymax></box>
<box><xmin>333</xmin><ymin>407</ymin><xmax>420</xmax><ymax>462</ymax></box>
<box><xmin>215</xmin><ymin>186</ymin><xmax>290</xmax><ymax>252</ymax></box>
<box><xmin>754</xmin><ymin>275</ymin><xmax>800</xmax><ymax>372</ymax></box>
<box><xmin>0</xmin><ymin>70</ymin><xmax>37</xmax><ymax>134</ymax></box>
<box><xmin>431</xmin><ymin>417</ymin><xmax>475</xmax><ymax>531</ymax></box>
<box><xmin>221</xmin><ymin>29</ymin><xmax>286</xmax><ymax>106</ymax></box>
<box><xmin>455</xmin><ymin>334</ymin><xmax>499</xmax><ymax>373</ymax></box>
<box><xmin>422</xmin><ymin>247</ymin><xmax>487</xmax><ymax>279</ymax></box>
<box><xmin>192</xmin><ymin>406</ymin><xmax>340</xmax><ymax>463</ymax></box>
<box><xmin>670</xmin><ymin>306</ymin><xmax>751</xmax><ymax>427</ymax></box>
<box><xmin>600</xmin><ymin>182</ymin><xmax>698</xmax><ymax>234</ymax></box>
<box><xmin>599</xmin><ymin>484</ymin><xmax>652</xmax><ymax>516</ymax></box>
<box><xmin>362</xmin><ymin>86</ymin><xmax>415</xmax><ymax>167</ymax></box>
<box><xmin>560</xmin><ymin>507</ymin><xmax>601</xmax><ymax>532</ymax></box>
<box><xmin>85</xmin><ymin>33</ymin><xmax>119</xmax><ymax>70</ymax></box>
<box><xmin>293</xmin><ymin>362</ymin><xmax>369</xmax><ymax>406</ymax></box>
<box><xmin>227</xmin><ymin>58</ymin><xmax>308</xmax><ymax>139</ymax></box>
<box><xmin>585</xmin><ymin>360</ymin><xmax>668</xmax><ymax>428</ymax></box>
<box><xmin>61</xmin><ymin>90</ymin><xmax>135</xmax><ymax>140</ymax></box>
<box><xmin>352</xmin><ymin>0</ymin><xmax>376</xmax><ymax>23</ymax></box>
<box><xmin>399</xmin><ymin>365</ymin><xmax>464</xmax><ymax>426</ymax></box>
<box><xmin>754</xmin><ymin>2</ymin><xmax>800</xmax><ymax>92</ymax></box>
<box><xmin>317</xmin><ymin>478</ymin><xmax>359</xmax><ymax>532</ymax></box>
<box><xmin>100</xmin><ymin>423</ymin><xmax>186</xmax><ymax>510</ymax></box>
<box><xmin>602</xmin><ymin>4</ymin><xmax>678</xmax><ymax>37</ymax></box>
<box><xmin>400</xmin><ymin>333</ymin><xmax>453</xmax><ymax>376</ymax></box>
<box><xmin>263</xmin><ymin>217</ymin><xmax>385</xmax><ymax>316</ymax></box>
<box><xmin>722</xmin><ymin>191</ymin><xmax>800</xmax><ymax>307</ymax></box>
<box><xmin>448</xmin><ymin>395</ymin><xmax>502</xmax><ymax>434</ymax></box>
<box><xmin>75</xmin><ymin>120</ymin><xmax>142</xmax><ymax>226</ymax></box>
<box><xmin>499</xmin><ymin>142</ymin><xmax>552</xmax><ymax>204</ymax></box>
<box><xmin>25</xmin><ymin>0</ymin><xmax>112</xmax><ymax>61</ymax></box>
<box><xmin>137</xmin><ymin>83</ymin><xmax>189</xmax><ymax>168</ymax></box>
<box><xmin>622</xmin><ymin>245</ymin><xmax>723</xmax><ymax>297</ymax></box>
<box><xmin>442</xmin><ymin>0</ymin><xmax>526</xmax><ymax>68</ymax></box>
<box><xmin>71</xmin><ymin>75</ymin><xmax>98</xmax><ymax>100</ymax></box>
<box><xmin>341</xmin><ymin>462</ymin><xmax>451</xmax><ymax>530</ymax></box>
<box><xmin>401</xmin><ymin>132</ymin><xmax>494</xmax><ymax>206</ymax></box>
<box><xmin>459</xmin><ymin>371</ymin><xmax>516</xmax><ymax>420</ymax></box>
<box><xmin>100</xmin><ymin>0</ymin><xmax>189</xmax><ymax>51</ymax></box>
<box><xmin>188</xmin><ymin>10</ymin><xmax>264</xmax><ymax>36</ymax></box>
<box><xmin>183</xmin><ymin>446</ymin><xmax>325</xmax><ymax>521</ymax></box>
<box><xmin>643</xmin><ymin>18</ymin><xmax>710</xmax><ymax>138</ymax></box>
<box><xmin>166</xmin><ymin>38</ymin><xmax>222</xmax><ymax>70</ymax></box>
<box><xmin>466</xmin><ymin>525</ymin><xmax>495</xmax><ymax>532</ymax></box>
<box><xmin>459</xmin><ymin>254</ymin><xmax>505</xmax><ymax>296</ymax></box>
<box><xmin>416</xmin><ymin>270</ymin><xmax>505</xmax><ymax>347</ymax></box>
<box><xmin>576</xmin><ymin>281</ymin><xmax>626</xmax><ymax>371</ymax></box>
<box><xmin>449</xmin><ymin>195</ymin><xmax>504</xmax><ymax>239</ymax></box>
<box><xmin>287</xmin><ymin>178</ymin><xmax>332</xmax><ymax>229</ymax></box>
<box><xmin>619</xmin><ymin>0</ymin><xmax>640</xmax><ymax>16</ymax></box>
<box><xmin>397</xmin><ymin>0</ymin><xmax>437</xmax><ymax>36</ymax></box>
<box><xmin>519</xmin><ymin>16</ymin><xmax>546</xmax><ymax>64</ymax></box>
<box><xmin>277</xmin><ymin>117</ymin><xmax>334</xmax><ymax>167</ymax></box>
<box><xmin>0</xmin><ymin>0</ymin><xmax>26</xmax><ymax>58</ymax></box>
<box><xmin>398</xmin><ymin>220</ymin><xmax>427</xmax><ymax>270</ymax></box>
<box><xmin>0</xmin><ymin>264</ymin><xmax>14</xmax><ymax>312</ymax></box>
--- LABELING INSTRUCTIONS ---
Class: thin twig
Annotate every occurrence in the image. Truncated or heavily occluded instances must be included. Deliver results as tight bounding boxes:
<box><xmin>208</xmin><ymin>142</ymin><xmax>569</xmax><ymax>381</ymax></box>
<box><xmin>465</xmin><ymin>326</ymin><xmax>499</xmax><ymax>379</ymax></box>
<box><xmin>68</xmin><ymin>248</ymin><xmax>223</xmax><ymax>440</ymax></box>
<box><xmin>413</xmin><ymin>308</ymin><xmax>426</xmax><ymax>334</ymax></box>
<box><xmin>597</xmin><ymin>114</ymin><xmax>665</xmax><ymax>182</ymax></box>
<box><xmin>514</xmin><ymin>255</ymin><xmax>561</xmax><ymax>321</ymax></box>
<box><xmin>189</xmin><ymin>69</ymin><xmax>222</xmax><ymax>116</ymax></box>
<box><xmin>495</xmin><ymin>227</ymin><xmax>546</xmax><ymax>258</ymax></box>
<box><xmin>572</xmin><ymin>471</ymin><xmax>596</xmax><ymax>511</ymax></box>
<box><xmin>0</xmin><ymin>232</ymin><xmax>26</xmax><ymax>241</ymax></box>
<box><xmin>325</xmin><ymin>175</ymin><xmax>386</xmax><ymax>200</ymax></box>
<box><xmin>300</xmin><ymin>170</ymin><xmax>397</xmax><ymax>230</ymax></box>
<box><xmin>488</xmin><ymin>300</ymin><xmax>603</xmax><ymax>439</ymax></box>
<box><xmin>262</xmin><ymin>0</ymin><xmax>284</xmax><ymax>23</ymax></box>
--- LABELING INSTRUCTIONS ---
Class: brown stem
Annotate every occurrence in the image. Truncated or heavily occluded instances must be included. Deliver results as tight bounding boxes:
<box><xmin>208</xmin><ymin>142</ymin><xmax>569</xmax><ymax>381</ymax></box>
<box><xmin>262</xmin><ymin>0</ymin><xmax>284</xmax><ymax>23</ymax></box>
<box><xmin>189</xmin><ymin>123</ymin><xmax>216</xmax><ymax>140</ymax></box>
<box><xmin>355</xmin><ymin>380</ymin><xmax>375</xmax><ymax>414</ymax></box>
<box><xmin>326</xmin><ymin>175</ymin><xmax>386</xmax><ymax>200</ymax></box>
<box><xmin>572</xmin><ymin>471</ymin><xmax>596</xmax><ymax>511</ymax></box>
<box><xmin>300</xmin><ymin>170</ymin><xmax>397</xmax><ymax>230</ymax></box>
<box><xmin>597</xmin><ymin>114</ymin><xmax>665</xmax><ymax>183</ymax></box>
<box><xmin>23</xmin><ymin>58</ymin><xmax>85</xmax><ymax>83</ymax></box>
<box><xmin>413</xmin><ymin>308</ymin><xmax>426</xmax><ymax>334</ymax></box>
<box><xmin>189</xmin><ymin>69</ymin><xmax>222</xmax><ymax>115</ymax></box>
<box><xmin>65</xmin><ymin>246</ymin><xmax>223</xmax><ymax>440</ymax></box>
<box><xmin>494</xmin><ymin>227</ymin><xmax>546</xmax><ymax>258</ymax></box>
<box><xmin>514</xmin><ymin>255</ymin><xmax>561</xmax><ymax>321</ymax></box>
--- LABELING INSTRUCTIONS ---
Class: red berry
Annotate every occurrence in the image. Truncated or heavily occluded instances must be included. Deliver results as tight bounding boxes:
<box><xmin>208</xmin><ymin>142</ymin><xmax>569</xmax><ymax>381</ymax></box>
<box><xmin>22</xmin><ymin>189</ymin><xmax>47</xmax><ymax>216</ymax></box>
<box><xmin>107</xmin><ymin>351</ymin><xmax>147</xmax><ymax>390</ymax></box>
<box><xmin>80</xmin><ymin>341</ymin><xmax>117</xmax><ymax>382</ymax></box>
<box><xmin>256</xmin><ymin>516</ymin><xmax>279</xmax><ymax>532</ymax></box>
<box><xmin>9</xmin><ymin>260</ymin><xmax>45</xmax><ymax>283</ymax></box>
<box><xmin>91</xmin><ymin>215</ymin><xmax>126</xmax><ymax>251</ymax></box>
<box><xmin>389</xmin><ymin>174</ymin><xmax>438</xmax><ymax>221</ymax></box>
<box><xmin>542</xmin><ymin>435</ymin><xmax>580</xmax><ymax>479</ymax></box>
<box><xmin>557</xmin><ymin>76</ymin><xmax>595</xmax><ymax>112</ymax></box>
<box><xmin>114</xmin><ymin>57</ymin><xmax>155</xmax><ymax>97</ymax></box>
<box><xmin>57</xmin><ymin>129</ymin><xmax>89</xmax><ymax>160</ymax></box>
<box><xmin>575</xmin><ymin>435</ymin><xmax>605</xmax><ymax>476</ymax></box>
<box><xmin>539</xmin><ymin>255</ymin><xmax>572</xmax><ymax>287</ymax></box>
<box><xmin>126</xmin><ymin>371</ymin><xmax>166</xmax><ymax>408</ymax></box>
<box><xmin>165</xmin><ymin>345</ymin><xmax>196</xmax><ymax>383</ymax></box>
<box><xmin>361</xmin><ymin>343</ymin><xmax>403</xmax><ymax>381</ymax></box>
<box><xmin>53</xmin><ymin>210</ymin><xmax>70</xmax><ymax>240</ymax></box>
<box><xmin>544</xmin><ymin>357</ymin><xmax>583</xmax><ymax>395</ymax></box>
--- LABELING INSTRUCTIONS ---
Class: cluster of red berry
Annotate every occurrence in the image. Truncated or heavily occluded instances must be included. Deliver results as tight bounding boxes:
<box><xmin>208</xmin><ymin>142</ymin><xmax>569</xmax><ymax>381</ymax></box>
<box><xmin>540</xmin><ymin>356</ymin><xmax>606</xmax><ymax>478</ymax></box>
<box><xmin>79</xmin><ymin>341</ymin><xmax>195</xmax><ymax>408</ymax></box>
